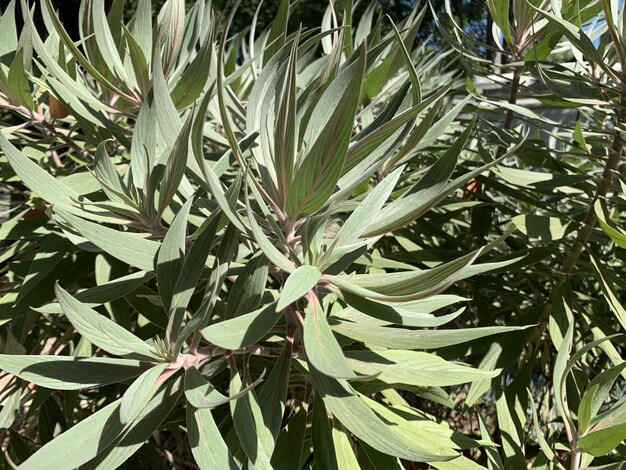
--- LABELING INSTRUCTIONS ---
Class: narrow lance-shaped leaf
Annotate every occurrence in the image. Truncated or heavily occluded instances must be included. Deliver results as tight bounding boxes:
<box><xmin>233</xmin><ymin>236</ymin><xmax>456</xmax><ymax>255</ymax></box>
<box><xmin>286</xmin><ymin>46</ymin><xmax>366</xmax><ymax>218</ymax></box>
<box><xmin>19</xmin><ymin>398</ymin><xmax>126</xmax><ymax>470</ymax></box>
<box><xmin>53</xmin><ymin>210</ymin><xmax>159</xmax><ymax>272</ymax></box>
<box><xmin>304</xmin><ymin>292</ymin><xmax>360</xmax><ymax>379</ymax></box>
<box><xmin>187</xmin><ymin>404</ymin><xmax>238</xmax><ymax>470</ymax></box>
<box><xmin>119</xmin><ymin>363</ymin><xmax>169</xmax><ymax>425</ymax></box>
<box><xmin>201</xmin><ymin>303</ymin><xmax>281</xmax><ymax>350</ymax></box>
<box><xmin>157</xmin><ymin>199</ymin><xmax>192</xmax><ymax>311</ymax></box>
<box><xmin>55</xmin><ymin>283</ymin><xmax>160</xmax><ymax>360</ymax></box>
<box><xmin>277</xmin><ymin>265</ymin><xmax>321</xmax><ymax>311</ymax></box>
<box><xmin>0</xmin><ymin>355</ymin><xmax>148</xmax><ymax>390</ymax></box>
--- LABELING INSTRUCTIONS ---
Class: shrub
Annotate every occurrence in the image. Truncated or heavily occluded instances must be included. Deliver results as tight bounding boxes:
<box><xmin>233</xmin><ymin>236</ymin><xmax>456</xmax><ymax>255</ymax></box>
<box><xmin>0</xmin><ymin>0</ymin><xmax>625</xmax><ymax>468</ymax></box>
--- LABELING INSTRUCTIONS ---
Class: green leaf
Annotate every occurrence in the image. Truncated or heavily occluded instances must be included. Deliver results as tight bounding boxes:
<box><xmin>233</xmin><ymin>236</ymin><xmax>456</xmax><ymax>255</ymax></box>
<box><xmin>263</xmin><ymin>0</ymin><xmax>289</xmax><ymax>65</ymax></box>
<box><xmin>286</xmin><ymin>46</ymin><xmax>366</xmax><ymax>218</ymax></box>
<box><xmin>157</xmin><ymin>199</ymin><xmax>192</xmax><ymax>311</ymax></box>
<box><xmin>201</xmin><ymin>303</ymin><xmax>281</xmax><ymax>350</ymax></box>
<box><xmin>364</xmin><ymin>122</ymin><xmax>474</xmax><ymax>235</ymax></box>
<box><xmin>487</xmin><ymin>0</ymin><xmax>513</xmax><ymax>48</ymax></box>
<box><xmin>258</xmin><ymin>342</ymin><xmax>292</xmax><ymax>441</ymax></box>
<box><xmin>310</xmin><ymin>366</ymin><xmax>458</xmax><ymax>461</ymax></box>
<box><xmin>0</xmin><ymin>355</ymin><xmax>148</xmax><ymax>390</ymax></box>
<box><xmin>16</xmin><ymin>233</ymin><xmax>68</xmax><ymax>303</ymax></box>
<box><xmin>225</xmin><ymin>253</ymin><xmax>268</xmax><ymax>319</ymax></box>
<box><xmin>331</xmin><ymin>321</ymin><xmax>531</xmax><ymax>349</ymax></box>
<box><xmin>92</xmin><ymin>0</ymin><xmax>130</xmax><ymax>85</ymax></box>
<box><xmin>595</xmin><ymin>200</ymin><xmax>626</xmax><ymax>249</ymax></box>
<box><xmin>7</xmin><ymin>48</ymin><xmax>33</xmax><ymax>109</ymax></box>
<box><xmin>0</xmin><ymin>133</ymin><xmax>94</xmax><ymax>216</ymax></box>
<box><xmin>82</xmin><ymin>379</ymin><xmax>182</xmax><ymax>469</ymax></box>
<box><xmin>0</xmin><ymin>388</ymin><xmax>20</xmax><ymax>435</ymax></box>
<box><xmin>332</xmin><ymin>420</ymin><xmax>361</xmax><ymax>469</ymax></box>
<box><xmin>244</xmin><ymin>186</ymin><xmax>295</xmax><ymax>273</ymax></box>
<box><xmin>187</xmin><ymin>404</ymin><xmax>238</xmax><ymax>470</ymax></box>
<box><xmin>230</xmin><ymin>372</ymin><xmax>274</xmax><ymax>469</ymax></box>
<box><xmin>184</xmin><ymin>366</ymin><xmax>229</xmax><ymax>409</ymax></box>
<box><xmin>157</xmin><ymin>111</ymin><xmax>194</xmax><ymax>215</ymax></box>
<box><xmin>512</xmin><ymin>214</ymin><xmax>570</xmax><ymax>241</ymax></box>
<box><xmin>305</xmin><ymin>293</ymin><xmax>360</xmax><ymax>379</ymax></box>
<box><xmin>36</xmin><ymin>271</ymin><xmax>154</xmax><ymax>314</ymax></box>
<box><xmin>578</xmin><ymin>383</ymin><xmax>598</xmax><ymax>435</ymax></box>
<box><xmin>339</xmin><ymin>293</ymin><xmax>466</xmax><ymax>327</ymax></box>
<box><xmin>344</xmin><ymin>350</ymin><xmax>500</xmax><ymax>387</ymax></box>
<box><xmin>579</xmin><ymin>424</ymin><xmax>626</xmax><ymax>456</ymax></box>
<box><xmin>19</xmin><ymin>398</ymin><xmax>126</xmax><ymax>470</ymax></box>
<box><xmin>55</xmin><ymin>283</ymin><xmax>159</xmax><ymax>360</ymax></box>
<box><xmin>277</xmin><ymin>265</ymin><xmax>321</xmax><ymax>311</ymax></box>
<box><xmin>53</xmin><ymin>210</ymin><xmax>159</xmax><ymax>272</ymax></box>
<box><xmin>119</xmin><ymin>363</ymin><xmax>168</xmax><ymax>425</ymax></box>
<box><xmin>271</xmin><ymin>407</ymin><xmax>307</xmax><ymax>470</ymax></box>
<box><xmin>93</xmin><ymin>142</ymin><xmax>133</xmax><ymax>206</ymax></box>
<box><xmin>333</xmin><ymin>166</ymin><xmax>403</xmax><ymax>249</ymax></box>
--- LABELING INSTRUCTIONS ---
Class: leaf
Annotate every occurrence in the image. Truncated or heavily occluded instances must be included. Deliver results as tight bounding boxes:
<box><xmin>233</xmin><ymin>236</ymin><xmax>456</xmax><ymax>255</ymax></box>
<box><xmin>42</xmin><ymin>0</ymin><xmax>133</xmax><ymax>101</ymax></box>
<box><xmin>167</xmin><ymin>214</ymin><xmax>220</xmax><ymax>347</ymax></box>
<box><xmin>55</xmin><ymin>283</ymin><xmax>159</xmax><ymax>360</ymax></box>
<box><xmin>157</xmin><ymin>199</ymin><xmax>192</xmax><ymax>311</ymax></box>
<box><xmin>7</xmin><ymin>48</ymin><xmax>33</xmax><ymax>109</ymax></box>
<box><xmin>579</xmin><ymin>424</ymin><xmax>626</xmax><ymax>456</ymax></box>
<box><xmin>332</xmin><ymin>420</ymin><xmax>361</xmax><ymax>469</ymax></box>
<box><xmin>0</xmin><ymin>133</ymin><xmax>94</xmax><ymax>216</ymax></box>
<box><xmin>595</xmin><ymin>200</ymin><xmax>626</xmax><ymax>249</ymax></box>
<box><xmin>19</xmin><ymin>398</ymin><xmax>126</xmax><ymax>470</ymax></box>
<box><xmin>271</xmin><ymin>407</ymin><xmax>307</xmax><ymax>470</ymax></box>
<box><xmin>0</xmin><ymin>355</ymin><xmax>148</xmax><ymax>390</ymax></box>
<box><xmin>578</xmin><ymin>383</ymin><xmax>598</xmax><ymax>435</ymax></box>
<box><xmin>277</xmin><ymin>265</ymin><xmax>321</xmax><ymax>311</ymax></box>
<box><xmin>201</xmin><ymin>303</ymin><xmax>281</xmax><ymax>350</ymax></box>
<box><xmin>230</xmin><ymin>372</ymin><xmax>274</xmax><ymax>469</ymax></box>
<box><xmin>512</xmin><ymin>214</ymin><xmax>570</xmax><ymax>241</ymax></box>
<box><xmin>54</xmin><ymin>210</ymin><xmax>159</xmax><ymax>272</ymax></box>
<box><xmin>244</xmin><ymin>185</ymin><xmax>295</xmax><ymax>272</ymax></box>
<box><xmin>36</xmin><ymin>271</ymin><xmax>154</xmax><ymax>315</ymax></box>
<box><xmin>263</xmin><ymin>0</ymin><xmax>289</xmax><ymax>65</ymax></box>
<box><xmin>286</xmin><ymin>46</ymin><xmax>366</xmax><ymax>218</ymax></box>
<box><xmin>157</xmin><ymin>111</ymin><xmax>194</xmax><ymax>215</ymax></box>
<box><xmin>184</xmin><ymin>366</ymin><xmax>229</xmax><ymax>409</ymax></box>
<box><xmin>225</xmin><ymin>253</ymin><xmax>268</xmax><ymax>319</ymax></box>
<box><xmin>82</xmin><ymin>379</ymin><xmax>182</xmax><ymax>469</ymax></box>
<box><xmin>16</xmin><ymin>233</ymin><xmax>68</xmax><ymax>303</ymax></box>
<box><xmin>258</xmin><ymin>342</ymin><xmax>292</xmax><ymax>440</ymax></box>
<box><xmin>339</xmin><ymin>293</ymin><xmax>466</xmax><ymax>327</ymax></box>
<box><xmin>330</xmin><ymin>321</ymin><xmax>531</xmax><ymax>349</ymax></box>
<box><xmin>119</xmin><ymin>363</ymin><xmax>168</xmax><ymax>425</ymax></box>
<box><xmin>0</xmin><ymin>388</ymin><xmax>20</xmax><ymax>434</ymax></box>
<box><xmin>364</xmin><ymin>122</ymin><xmax>474</xmax><ymax>235</ymax></box>
<box><xmin>344</xmin><ymin>350</ymin><xmax>500</xmax><ymax>387</ymax></box>
<box><xmin>93</xmin><ymin>143</ymin><xmax>133</xmax><ymax>206</ymax></box>
<box><xmin>187</xmin><ymin>404</ymin><xmax>238</xmax><ymax>470</ymax></box>
<box><xmin>309</xmin><ymin>366</ymin><xmax>458</xmax><ymax>461</ymax></box>
<box><xmin>590</xmin><ymin>254</ymin><xmax>626</xmax><ymax>331</ymax></box>
<box><xmin>495</xmin><ymin>386</ymin><xmax>526</xmax><ymax>468</ymax></box>
<box><xmin>333</xmin><ymin>166</ymin><xmax>403</xmax><ymax>249</ymax></box>
<box><xmin>305</xmin><ymin>293</ymin><xmax>359</xmax><ymax>379</ymax></box>
<box><xmin>92</xmin><ymin>0</ymin><xmax>129</xmax><ymax>84</ymax></box>
<box><xmin>273</xmin><ymin>36</ymin><xmax>298</xmax><ymax>201</ymax></box>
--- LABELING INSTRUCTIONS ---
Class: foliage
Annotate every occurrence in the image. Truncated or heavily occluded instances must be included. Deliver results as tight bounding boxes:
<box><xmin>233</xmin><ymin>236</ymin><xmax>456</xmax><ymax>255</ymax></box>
<box><xmin>0</xmin><ymin>0</ymin><xmax>625</xmax><ymax>469</ymax></box>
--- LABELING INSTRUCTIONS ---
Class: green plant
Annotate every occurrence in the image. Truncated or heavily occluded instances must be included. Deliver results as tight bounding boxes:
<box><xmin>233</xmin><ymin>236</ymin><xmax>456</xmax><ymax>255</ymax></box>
<box><xmin>0</xmin><ymin>0</ymin><xmax>527</xmax><ymax>467</ymax></box>
<box><xmin>1</xmin><ymin>0</ymin><xmax>626</xmax><ymax>469</ymax></box>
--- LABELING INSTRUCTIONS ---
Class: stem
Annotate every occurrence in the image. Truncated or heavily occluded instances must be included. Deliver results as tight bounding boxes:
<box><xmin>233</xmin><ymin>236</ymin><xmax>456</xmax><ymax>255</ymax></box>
<box><xmin>570</xmin><ymin>449</ymin><xmax>581</xmax><ymax>470</ymax></box>
<box><xmin>3</xmin><ymin>102</ymin><xmax>93</xmax><ymax>159</ymax></box>
<box><xmin>503</xmin><ymin>68</ymin><xmax>522</xmax><ymax>131</ymax></box>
